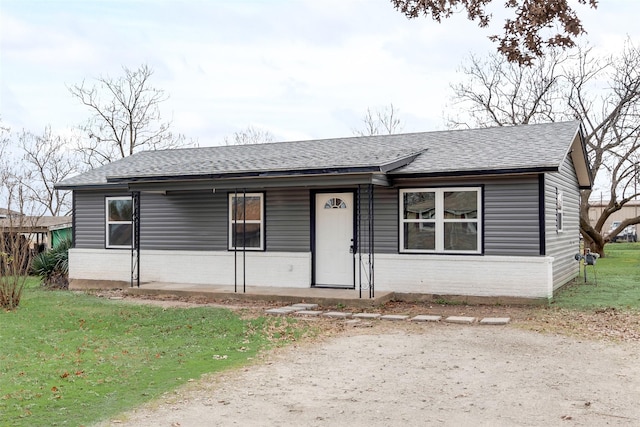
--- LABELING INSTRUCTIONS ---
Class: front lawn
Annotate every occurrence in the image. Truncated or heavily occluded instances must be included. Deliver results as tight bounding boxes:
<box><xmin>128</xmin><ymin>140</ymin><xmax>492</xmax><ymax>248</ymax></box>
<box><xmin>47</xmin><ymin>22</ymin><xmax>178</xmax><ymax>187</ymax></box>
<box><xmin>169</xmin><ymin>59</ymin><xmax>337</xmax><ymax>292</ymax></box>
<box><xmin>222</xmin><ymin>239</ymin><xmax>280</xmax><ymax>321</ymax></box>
<box><xmin>552</xmin><ymin>242</ymin><xmax>640</xmax><ymax>310</ymax></box>
<box><xmin>0</xmin><ymin>282</ymin><xmax>304</xmax><ymax>426</ymax></box>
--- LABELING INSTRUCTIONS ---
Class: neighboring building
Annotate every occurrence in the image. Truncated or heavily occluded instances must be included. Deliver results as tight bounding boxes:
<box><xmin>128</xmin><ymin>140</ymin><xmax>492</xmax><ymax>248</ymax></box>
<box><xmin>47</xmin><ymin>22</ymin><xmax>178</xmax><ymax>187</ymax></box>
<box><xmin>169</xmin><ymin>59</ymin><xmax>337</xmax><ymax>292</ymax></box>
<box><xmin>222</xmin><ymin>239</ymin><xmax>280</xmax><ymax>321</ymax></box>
<box><xmin>50</xmin><ymin>223</ymin><xmax>72</xmax><ymax>248</ymax></box>
<box><xmin>0</xmin><ymin>208</ymin><xmax>21</xmax><ymax>219</ymax></box>
<box><xmin>0</xmin><ymin>213</ymin><xmax>72</xmax><ymax>250</ymax></box>
<box><xmin>588</xmin><ymin>200</ymin><xmax>640</xmax><ymax>238</ymax></box>
<box><xmin>55</xmin><ymin>121</ymin><xmax>591</xmax><ymax>302</ymax></box>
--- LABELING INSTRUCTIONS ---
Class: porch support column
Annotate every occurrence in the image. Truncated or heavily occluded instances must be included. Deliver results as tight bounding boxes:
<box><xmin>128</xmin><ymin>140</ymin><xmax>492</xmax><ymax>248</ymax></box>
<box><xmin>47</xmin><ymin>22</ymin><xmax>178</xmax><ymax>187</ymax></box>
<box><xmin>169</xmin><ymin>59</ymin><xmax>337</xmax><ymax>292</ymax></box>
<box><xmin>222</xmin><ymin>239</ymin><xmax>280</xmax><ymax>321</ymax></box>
<box><xmin>357</xmin><ymin>184</ymin><xmax>375</xmax><ymax>298</ymax></box>
<box><xmin>368</xmin><ymin>183</ymin><xmax>374</xmax><ymax>298</ymax></box>
<box><xmin>130</xmin><ymin>191</ymin><xmax>141</xmax><ymax>288</ymax></box>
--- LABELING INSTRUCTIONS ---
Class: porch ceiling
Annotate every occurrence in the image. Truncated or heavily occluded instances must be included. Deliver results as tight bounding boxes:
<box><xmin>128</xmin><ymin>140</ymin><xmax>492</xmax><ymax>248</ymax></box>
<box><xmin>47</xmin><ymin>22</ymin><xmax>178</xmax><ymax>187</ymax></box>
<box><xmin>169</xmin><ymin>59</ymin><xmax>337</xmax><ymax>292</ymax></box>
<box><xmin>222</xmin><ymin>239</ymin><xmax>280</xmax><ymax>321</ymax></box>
<box><xmin>126</xmin><ymin>172</ymin><xmax>391</xmax><ymax>193</ymax></box>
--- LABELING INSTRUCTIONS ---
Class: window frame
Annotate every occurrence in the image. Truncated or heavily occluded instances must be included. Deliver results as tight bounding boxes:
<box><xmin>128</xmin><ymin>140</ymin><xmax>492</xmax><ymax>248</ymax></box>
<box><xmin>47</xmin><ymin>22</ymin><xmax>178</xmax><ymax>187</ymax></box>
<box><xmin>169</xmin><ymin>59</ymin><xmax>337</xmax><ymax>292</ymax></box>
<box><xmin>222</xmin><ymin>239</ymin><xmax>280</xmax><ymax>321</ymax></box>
<box><xmin>556</xmin><ymin>189</ymin><xmax>564</xmax><ymax>232</ymax></box>
<box><xmin>105</xmin><ymin>196</ymin><xmax>133</xmax><ymax>249</ymax></box>
<box><xmin>399</xmin><ymin>187</ymin><xmax>482</xmax><ymax>254</ymax></box>
<box><xmin>228</xmin><ymin>192</ymin><xmax>265</xmax><ymax>251</ymax></box>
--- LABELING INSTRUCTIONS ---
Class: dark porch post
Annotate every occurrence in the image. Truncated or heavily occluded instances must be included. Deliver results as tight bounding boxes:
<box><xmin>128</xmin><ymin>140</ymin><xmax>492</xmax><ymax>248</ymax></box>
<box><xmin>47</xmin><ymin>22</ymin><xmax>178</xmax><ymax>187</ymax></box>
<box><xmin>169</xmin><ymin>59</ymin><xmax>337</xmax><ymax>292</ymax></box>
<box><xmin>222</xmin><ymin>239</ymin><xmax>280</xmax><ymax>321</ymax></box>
<box><xmin>130</xmin><ymin>191</ymin><xmax>140</xmax><ymax>288</ymax></box>
<box><xmin>357</xmin><ymin>185</ymin><xmax>362</xmax><ymax>299</ymax></box>
<box><xmin>242</xmin><ymin>188</ymin><xmax>246</xmax><ymax>294</ymax></box>
<box><xmin>356</xmin><ymin>184</ymin><xmax>375</xmax><ymax>298</ymax></box>
<box><xmin>232</xmin><ymin>188</ymin><xmax>247</xmax><ymax>293</ymax></box>
<box><xmin>234</xmin><ymin>188</ymin><xmax>237</xmax><ymax>293</ymax></box>
<box><xmin>368</xmin><ymin>183</ymin><xmax>374</xmax><ymax>298</ymax></box>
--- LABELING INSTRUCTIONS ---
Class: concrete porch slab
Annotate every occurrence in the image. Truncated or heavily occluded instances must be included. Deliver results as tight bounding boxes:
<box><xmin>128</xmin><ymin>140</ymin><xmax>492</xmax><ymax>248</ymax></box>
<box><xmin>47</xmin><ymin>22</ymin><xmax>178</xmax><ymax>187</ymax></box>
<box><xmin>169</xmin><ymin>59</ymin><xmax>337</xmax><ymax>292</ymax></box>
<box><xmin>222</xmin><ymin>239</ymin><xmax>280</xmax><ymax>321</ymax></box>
<box><xmin>123</xmin><ymin>282</ymin><xmax>394</xmax><ymax>308</ymax></box>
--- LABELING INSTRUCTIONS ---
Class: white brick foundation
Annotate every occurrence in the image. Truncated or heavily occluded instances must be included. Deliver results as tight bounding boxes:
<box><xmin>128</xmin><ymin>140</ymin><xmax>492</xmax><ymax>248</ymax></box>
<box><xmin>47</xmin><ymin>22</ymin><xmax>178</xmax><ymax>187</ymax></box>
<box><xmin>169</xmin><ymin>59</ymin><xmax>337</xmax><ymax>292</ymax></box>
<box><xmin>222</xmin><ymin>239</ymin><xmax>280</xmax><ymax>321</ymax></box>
<box><xmin>364</xmin><ymin>254</ymin><xmax>554</xmax><ymax>299</ymax></box>
<box><xmin>69</xmin><ymin>248</ymin><xmax>311</xmax><ymax>288</ymax></box>
<box><xmin>70</xmin><ymin>249</ymin><xmax>555</xmax><ymax>299</ymax></box>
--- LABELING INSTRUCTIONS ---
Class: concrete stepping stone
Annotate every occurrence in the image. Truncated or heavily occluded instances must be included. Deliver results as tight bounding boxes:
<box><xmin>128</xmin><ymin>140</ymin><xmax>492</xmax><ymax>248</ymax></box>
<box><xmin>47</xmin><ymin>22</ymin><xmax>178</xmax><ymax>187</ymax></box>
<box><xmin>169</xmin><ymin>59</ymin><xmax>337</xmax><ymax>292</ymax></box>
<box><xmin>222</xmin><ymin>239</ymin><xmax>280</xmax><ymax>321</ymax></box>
<box><xmin>444</xmin><ymin>316</ymin><xmax>476</xmax><ymax>324</ymax></box>
<box><xmin>291</xmin><ymin>303</ymin><xmax>319</xmax><ymax>310</ymax></box>
<box><xmin>380</xmin><ymin>314</ymin><xmax>410</xmax><ymax>321</ymax></box>
<box><xmin>323</xmin><ymin>311</ymin><xmax>353</xmax><ymax>319</ymax></box>
<box><xmin>480</xmin><ymin>317</ymin><xmax>511</xmax><ymax>325</ymax></box>
<box><xmin>278</xmin><ymin>306</ymin><xmax>304</xmax><ymax>313</ymax></box>
<box><xmin>353</xmin><ymin>313</ymin><xmax>382</xmax><ymax>320</ymax></box>
<box><xmin>411</xmin><ymin>315</ymin><xmax>442</xmax><ymax>322</ymax></box>
<box><xmin>294</xmin><ymin>310</ymin><xmax>324</xmax><ymax>317</ymax></box>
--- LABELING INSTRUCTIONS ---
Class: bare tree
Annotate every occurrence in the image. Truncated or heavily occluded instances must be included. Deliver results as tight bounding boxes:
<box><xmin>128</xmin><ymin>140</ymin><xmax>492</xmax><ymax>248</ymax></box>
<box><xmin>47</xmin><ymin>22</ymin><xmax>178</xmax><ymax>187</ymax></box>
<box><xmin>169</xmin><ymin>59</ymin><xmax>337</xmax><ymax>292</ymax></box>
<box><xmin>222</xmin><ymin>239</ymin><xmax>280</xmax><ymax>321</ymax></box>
<box><xmin>448</xmin><ymin>51</ymin><xmax>566</xmax><ymax>127</ymax></box>
<box><xmin>0</xmin><ymin>122</ymin><xmax>34</xmax><ymax>309</ymax></box>
<box><xmin>69</xmin><ymin>64</ymin><xmax>188</xmax><ymax>167</ymax></box>
<box><xmin>0</xmin><ymin>119</ymin><xmax>8</xmax><ymax>167</ymax></box>
<box><xmin>353</xmin><ymin>103</ymin><xmax>404</xmax><ymax>136</ymax></box>
<box><xmin>391</xmin><ymin>0</ymin><xmax>598</xmax><ymax>66</ymax></box>
<box><xmin>566</xmin><ymin>43</ymin><xmax>640</xmax><ymax>253</ymax></box>
<box><xmin>0</xmin><ymin>121</ymin><xmax>10</xmax><ymax>211</ymax></box>
<box><xmin>0</xmin><ymin>179</ymin><xmax>35</xmax><ymax>309</ymax></box>
<box><xmin>224</xmin><ymin>125</ymin><xmax>275</xmax><ymax>145</ymax></box>
<box><xmin>17</xmin><ymin>126</ymin><xmax>79</xmax><ymax>216</ymax></box>
<box><xmin>450</xmin><ymin>41</ymin><xmax>640</xmax><ymax>256</ymax></box>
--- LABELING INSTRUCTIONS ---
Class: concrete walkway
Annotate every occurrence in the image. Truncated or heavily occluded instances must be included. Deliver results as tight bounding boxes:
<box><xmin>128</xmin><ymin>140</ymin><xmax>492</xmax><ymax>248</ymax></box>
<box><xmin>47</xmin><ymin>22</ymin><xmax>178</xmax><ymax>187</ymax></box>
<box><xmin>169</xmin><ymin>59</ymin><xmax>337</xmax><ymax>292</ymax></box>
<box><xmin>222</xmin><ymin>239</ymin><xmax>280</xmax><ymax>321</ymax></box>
<box><xmin>265</xmin><ymin>303</ymin><xmax>511</xmax><ymax>325</ymax></box>
<box><xmin>121</xmin><ymin>283</ymin><xmax>511</xmax><ymax>324</ymax></box>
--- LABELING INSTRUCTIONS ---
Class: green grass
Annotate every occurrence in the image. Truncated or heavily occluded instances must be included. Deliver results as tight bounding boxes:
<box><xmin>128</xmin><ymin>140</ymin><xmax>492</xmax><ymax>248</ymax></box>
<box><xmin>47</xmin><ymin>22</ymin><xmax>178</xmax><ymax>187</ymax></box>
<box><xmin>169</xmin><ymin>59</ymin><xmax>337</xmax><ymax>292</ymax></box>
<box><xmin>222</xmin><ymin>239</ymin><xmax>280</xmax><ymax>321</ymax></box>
<box><xmin>0</xmin><ymin>281</ymin><xmax>304</xmax><ymax>426</ymax></box>
<box><xmin>552</xmin><ymin>242</ymin><xmax>640</xmax><ymax>310</ymax></box>
<box><xmin>5</xmin><ymin>243</ymin><xmax>638</xmax><ymax>425</ymax></box>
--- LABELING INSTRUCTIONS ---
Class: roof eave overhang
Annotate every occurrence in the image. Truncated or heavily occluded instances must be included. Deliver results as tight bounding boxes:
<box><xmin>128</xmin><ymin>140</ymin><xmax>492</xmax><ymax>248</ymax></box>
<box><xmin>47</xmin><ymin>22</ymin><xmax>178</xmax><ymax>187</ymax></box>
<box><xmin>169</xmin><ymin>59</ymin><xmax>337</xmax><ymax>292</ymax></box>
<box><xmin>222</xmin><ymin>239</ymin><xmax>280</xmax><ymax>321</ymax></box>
<box><xmin>54</xmin><ymin>183</ymin><xmax>130</xmax><ymax>191</ymax></box>
<box><xmin>123</xmin><ymin>171</ymin><xmax>391</xmax><ymax>193</ymax></box>
<box><xmin>389</xmin><ymin>166</ymin><xmax>559</xmax><ymax>181</ymax></box>
<box><xmin>569</xmin><ymin>126</ymin><xmax>593</xmax><ymax>189</ymax></box>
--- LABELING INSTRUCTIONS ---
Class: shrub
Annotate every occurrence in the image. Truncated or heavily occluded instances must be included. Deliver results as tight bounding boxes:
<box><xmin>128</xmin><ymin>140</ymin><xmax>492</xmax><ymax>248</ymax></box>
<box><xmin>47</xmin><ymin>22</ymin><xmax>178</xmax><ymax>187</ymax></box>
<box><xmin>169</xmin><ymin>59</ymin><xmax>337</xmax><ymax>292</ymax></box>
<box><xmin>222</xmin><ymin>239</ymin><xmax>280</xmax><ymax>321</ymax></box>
<box><xmin>0</xmin><ymin>232</ymin><xmax>31</xmax><ymax>309</ymax></box>
<box><xmin>31</xmin><ymin>238</ymin><xmax>71</xmax><ymax>289</ymax></box>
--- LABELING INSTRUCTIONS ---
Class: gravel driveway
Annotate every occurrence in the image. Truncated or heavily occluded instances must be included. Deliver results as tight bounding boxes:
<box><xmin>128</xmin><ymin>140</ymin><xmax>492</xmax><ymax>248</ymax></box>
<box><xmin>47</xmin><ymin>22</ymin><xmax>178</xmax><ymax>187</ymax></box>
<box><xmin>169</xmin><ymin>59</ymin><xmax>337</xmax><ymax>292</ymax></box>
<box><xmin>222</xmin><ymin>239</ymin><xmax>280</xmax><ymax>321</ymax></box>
<box><xmin>97</xmin><ymin>321</ymin><xmax>640</xmax><ymax>426</ymax></box>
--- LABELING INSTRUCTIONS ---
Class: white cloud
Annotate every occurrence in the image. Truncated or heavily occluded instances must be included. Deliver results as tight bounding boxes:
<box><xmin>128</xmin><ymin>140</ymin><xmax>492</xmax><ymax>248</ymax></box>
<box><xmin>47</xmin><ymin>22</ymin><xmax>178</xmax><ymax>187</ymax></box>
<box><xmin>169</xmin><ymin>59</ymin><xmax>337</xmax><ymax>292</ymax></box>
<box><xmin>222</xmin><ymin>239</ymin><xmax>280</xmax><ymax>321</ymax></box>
<box><xmin>1</xmin><ymin>0</ymin><xmax>639</xmax><ymax>145</ymax></box>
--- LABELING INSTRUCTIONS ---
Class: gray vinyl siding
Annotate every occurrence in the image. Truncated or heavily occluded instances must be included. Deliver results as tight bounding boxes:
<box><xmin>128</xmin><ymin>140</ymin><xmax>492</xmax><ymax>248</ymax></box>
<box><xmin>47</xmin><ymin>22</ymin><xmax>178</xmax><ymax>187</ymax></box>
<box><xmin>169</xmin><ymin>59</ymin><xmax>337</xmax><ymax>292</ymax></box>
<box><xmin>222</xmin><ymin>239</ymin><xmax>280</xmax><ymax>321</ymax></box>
<box><xmin>372</xmin><ymin>187</ymin><xmax>398</xmax><ymax>254</ymax></box>
<box><xmin>74</xmin><ymin>191</ymin><xmax>114</xmax><ymax>249</ymax></box>
<box><xmin>484</xmin><ymin>178</ymin><xmax>540</xmax><ymax>256</ymax></box>
<box><xmin>546</xmin><ymin>155</ymin><xmax>581</xmax><ymax>289</ymax></box>
<box><xmin>387</xmin><ymin>176</ymin><xmax>541</xmax><ymax>256</ymax></box>
<box><xmin>141</xmin><ymin>191</ymin><xmax>226</xmax><ymax>251</ymax></box>
<box><xmin>73</xmin><ymin>188</ymin><xmax>310</xmax><ymax>252</ymax></box>
<box><xmin>265</xmin><ymin>188</ymin><xmax>310</xmax><ymax>252</ymax></box>
<box><xmin>73</xmin><ymin>177</ymin><xmax>543</xmax><ymax>257</ymax></box>
<box><xmin>357</xmin><ymin>186</ymin><xmax>397</xmax><ymax>254</ymax></box>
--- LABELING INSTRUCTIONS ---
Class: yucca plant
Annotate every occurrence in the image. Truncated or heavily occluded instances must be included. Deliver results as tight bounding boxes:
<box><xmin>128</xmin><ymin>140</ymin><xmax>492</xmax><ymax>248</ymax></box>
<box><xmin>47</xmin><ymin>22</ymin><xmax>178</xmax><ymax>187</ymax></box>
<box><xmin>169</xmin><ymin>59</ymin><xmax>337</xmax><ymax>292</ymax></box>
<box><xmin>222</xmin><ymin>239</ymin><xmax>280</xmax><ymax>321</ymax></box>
<box><xmin>31</xmin><ymin>237</ymin><xmax>71</xmax><ymax>289</ymax></box>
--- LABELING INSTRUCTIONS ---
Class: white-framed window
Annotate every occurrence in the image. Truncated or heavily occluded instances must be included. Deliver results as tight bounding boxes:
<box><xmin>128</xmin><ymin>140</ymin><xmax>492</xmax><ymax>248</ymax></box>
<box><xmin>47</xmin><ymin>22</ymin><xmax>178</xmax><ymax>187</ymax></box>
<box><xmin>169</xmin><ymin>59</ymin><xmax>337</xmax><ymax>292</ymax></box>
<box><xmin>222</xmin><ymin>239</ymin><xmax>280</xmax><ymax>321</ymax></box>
<box><xmin>229</xmin><ymin>193</ymin><xmax>264</xmax><ymax>250</ymax></box>
<box><xmin>556</xmin><ymin>189</ymin><xmax>564</xmax><ymax>232</ymax></box>
<box><xmin>400</xmin><ymin>187</ymin><xmax>481</xmax><ymax>254</ymax></box>
<box><xmin>105</xmin><ymin>196</ymin><xmax>133</xmax><ymax>248</ymax></box>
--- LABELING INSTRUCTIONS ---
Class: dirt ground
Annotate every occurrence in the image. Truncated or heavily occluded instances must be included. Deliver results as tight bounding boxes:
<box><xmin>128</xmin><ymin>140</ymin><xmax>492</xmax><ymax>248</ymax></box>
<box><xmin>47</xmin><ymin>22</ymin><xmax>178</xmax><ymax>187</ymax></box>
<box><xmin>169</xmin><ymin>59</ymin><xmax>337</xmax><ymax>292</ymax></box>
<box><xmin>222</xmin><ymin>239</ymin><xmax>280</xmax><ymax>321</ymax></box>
<box><xmin>94</xmin><ymin>294</ymin><xmax>640</xmax><ymax>427</ymax></box>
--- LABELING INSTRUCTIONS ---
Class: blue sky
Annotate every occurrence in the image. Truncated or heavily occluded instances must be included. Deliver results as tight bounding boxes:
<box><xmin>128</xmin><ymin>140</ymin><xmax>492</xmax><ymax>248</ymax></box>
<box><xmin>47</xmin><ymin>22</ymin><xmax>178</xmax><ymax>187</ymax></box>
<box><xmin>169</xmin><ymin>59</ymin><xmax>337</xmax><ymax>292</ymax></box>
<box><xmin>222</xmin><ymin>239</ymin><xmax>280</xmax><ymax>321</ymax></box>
<box><xmin>1</xmin><ymin>0</ymin><xmax>639</xmax><ymax>146</ymax></box>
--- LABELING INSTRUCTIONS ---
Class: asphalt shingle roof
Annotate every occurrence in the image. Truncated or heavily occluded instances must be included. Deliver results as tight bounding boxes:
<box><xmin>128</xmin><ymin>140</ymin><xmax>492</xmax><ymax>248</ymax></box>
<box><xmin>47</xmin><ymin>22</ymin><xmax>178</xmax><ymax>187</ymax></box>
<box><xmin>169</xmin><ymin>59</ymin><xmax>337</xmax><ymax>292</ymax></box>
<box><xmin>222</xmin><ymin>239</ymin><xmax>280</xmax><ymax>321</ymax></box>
<box><xmin>56</xmin><ymin>121</ymin><xmax>582</xmax><ymax>189</ymax></box>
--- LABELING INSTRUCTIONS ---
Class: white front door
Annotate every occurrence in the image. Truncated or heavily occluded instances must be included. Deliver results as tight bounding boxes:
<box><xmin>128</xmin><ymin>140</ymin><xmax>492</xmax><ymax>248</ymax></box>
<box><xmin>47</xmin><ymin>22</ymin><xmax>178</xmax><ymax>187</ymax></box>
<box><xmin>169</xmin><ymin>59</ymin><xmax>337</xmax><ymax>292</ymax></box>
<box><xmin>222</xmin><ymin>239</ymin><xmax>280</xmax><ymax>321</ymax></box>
<box><xmin>315</xmin><ymin>192</ymin><xmax>354</xmax><ymax>287</ymax></box>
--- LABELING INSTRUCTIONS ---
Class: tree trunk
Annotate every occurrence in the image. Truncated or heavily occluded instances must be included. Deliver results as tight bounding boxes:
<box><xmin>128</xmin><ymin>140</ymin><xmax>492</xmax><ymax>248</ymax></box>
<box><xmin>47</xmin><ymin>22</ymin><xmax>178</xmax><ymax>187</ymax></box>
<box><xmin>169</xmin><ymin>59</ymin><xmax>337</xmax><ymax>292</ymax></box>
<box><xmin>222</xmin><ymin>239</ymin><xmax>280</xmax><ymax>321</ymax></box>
<box><xmin>580</xmin><ymin>216</ymin><xmax>606</xmax><ymax>257</ymax></box>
